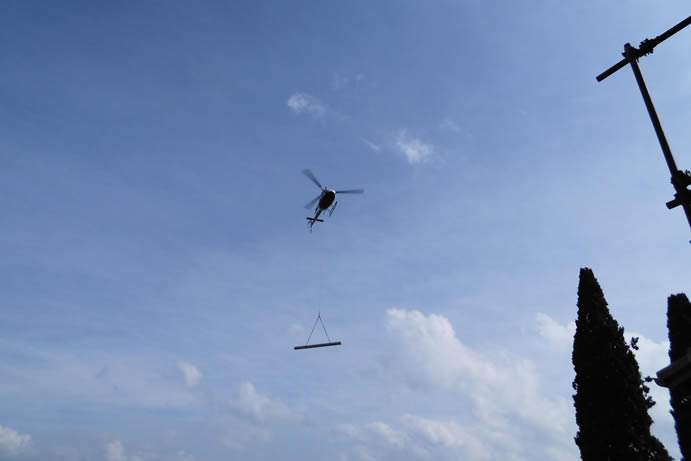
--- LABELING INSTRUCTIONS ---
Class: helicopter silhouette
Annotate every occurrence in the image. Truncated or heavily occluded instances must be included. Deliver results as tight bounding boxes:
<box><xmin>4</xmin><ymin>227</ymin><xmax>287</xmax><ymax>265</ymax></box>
<box><xmin>302</xmin><ymin>169</ymin><xmax>364</xmax><ymax>231</ymax></box>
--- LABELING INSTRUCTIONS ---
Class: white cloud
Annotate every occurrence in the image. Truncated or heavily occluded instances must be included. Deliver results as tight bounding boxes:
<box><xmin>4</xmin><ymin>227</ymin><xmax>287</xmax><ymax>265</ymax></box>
<box><xmin>367</xmin><ymin>422</ymin><xmax>404</xmax><ymax>447</ymax></box>
<box><xmin>105</xmin><ymin>440</ymin><xmax>127</xmax><ymax>461</ymax></box>
<box><xmin>340</xmin><ymin>413</ymin><xmax>531</xmax><ymax>461</ymax></box>
<box><xmin>535</xmin><ymin>313</ymin><xmax>575</xmax><ymax>350</ymax></box>
<box><xmin>177</xmin><ymin>360</ymin><xmax>202</xmax><ymax>388</ymax></box>
<box><xmin>340</xmin><ymin>421</ymin><xmax>404</xmax><ymax>448</ymax></box>
<box><xmin>331</xmin><ymin>72</ymin><xmax>365</xmax><ymax>89</ymax></box>
<box><xmin>105</xmin><ymin>440</ymin><xmax>144</xmax><ymax>461</ymax></box>
<box><xmin>223</xmin><ymin>381</ymin><xmax>302</xmax><ymax>449</ymax></box>
<box><xmin>0</xmin><ymin>342</ymin><xmax>203</xmax><ymax>409</ymax></box>
<box><xmin>625</xmin><ymin>332</ymin><xmax>673</xmax><ymax>424</ymax></box>
<box><xmin>627</xmin><ymin>333</ymin><xmax>669</xmax><ymax>377</ymax></box>
<box><xmin>174</xmin><ymin>450</ymin><xmax>197</xmax><ymax>461</ymax></box>
<box><xmin>401</xmin><ymin>414</ymin><xmax>468</xmax><ymax>448</ymax></box>
<box><xmin>228</xmin><ymin>381</ymin><xmax>300</xmax><ymax>424</ymax></box>
<box><xmin>0</xmin><ymin>425</ymin><xmax>32</xmax><ymax>456</ymax></box>
<box><xmin>106</xmin><ymin>440</ymin><xmax>194</xmax><ymax>461</ymax></box>
<box><xmin>401</xmin><ymin>414</ymin><xmax>489</xmax><ymax>458</ymax></box>
<box><xmin>362</xmin><ymin>139</ymin><xmax>381</xmax><ymax>152</ymax></box>
<box><xmin>385</xmin><ymin>309</ymin><xmax>575</xmax><ymax>456</ymax></box>
<box><xmin>395</xmin><ymin>131</ymin><xmax>434</xmax><ymax>164</ymax></box>
<box><xmin>286</xmin><ymin>93</ymin><xmax>326</xmax><ymax>119</ymax></box>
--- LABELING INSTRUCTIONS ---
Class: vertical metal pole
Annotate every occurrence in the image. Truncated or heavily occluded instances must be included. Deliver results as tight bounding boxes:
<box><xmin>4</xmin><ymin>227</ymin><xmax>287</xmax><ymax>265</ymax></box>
<box><xmin>625</xmin><ymin>44</ymin><xmax>691</xmax><ymax>232</ymax></box>
<box><xmin>625</xmin><ymin>44</ymin><xmax>678</xmax><ymax>175</ymax></box>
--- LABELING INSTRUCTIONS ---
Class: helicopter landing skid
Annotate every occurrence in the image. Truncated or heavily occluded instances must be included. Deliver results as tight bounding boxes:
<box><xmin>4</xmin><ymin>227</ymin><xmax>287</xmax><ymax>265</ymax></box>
<box><xmin>306</xmin><ymin>216</ymin><xmax>324</xmax><ymax>232</ymax></box>
<box><xmin>329</xmin><ymin>201</ymin><xmax>338</xmax><ymax>216</ymax></box>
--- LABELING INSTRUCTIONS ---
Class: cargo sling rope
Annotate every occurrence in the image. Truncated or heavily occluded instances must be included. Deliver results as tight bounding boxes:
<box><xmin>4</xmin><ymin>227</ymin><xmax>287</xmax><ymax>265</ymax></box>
<box><xmin>294</xmin><ymin>312</ymin><xmax>341</xmax><ymax>350</ymax></box>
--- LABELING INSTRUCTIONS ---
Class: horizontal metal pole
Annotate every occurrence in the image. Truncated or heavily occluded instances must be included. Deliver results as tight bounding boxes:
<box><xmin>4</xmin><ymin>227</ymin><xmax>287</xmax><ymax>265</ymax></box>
<box><xmin>596</xmin><ymin>15</ymin><xmax>691</xmax><ymax>82</ymax></box>
<box><xmin>294</xmin><ymin>341</ymin><xmax>342</xmax><ymax>350</ymax></box>
<box><xmin>654</xmin><ymin>15</ymin><xmax>691</xmax><ymax>48</ymax></box>
<box><xmin>597</xmin><ymin>54</ymin><xmax>633</xmax><ymax>82</ymax></box>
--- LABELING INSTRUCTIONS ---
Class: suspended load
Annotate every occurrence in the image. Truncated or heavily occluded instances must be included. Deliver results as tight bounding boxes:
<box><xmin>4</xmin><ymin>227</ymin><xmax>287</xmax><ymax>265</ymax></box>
<box><xmin>294</xmin><ymin>312</ymin><xmax>341</xmax><ymax>350</ymax></box>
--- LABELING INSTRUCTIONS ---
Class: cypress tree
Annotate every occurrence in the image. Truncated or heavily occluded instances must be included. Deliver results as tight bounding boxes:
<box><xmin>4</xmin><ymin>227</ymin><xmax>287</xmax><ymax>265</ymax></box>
<box><xmin>667</xmin><ymin>293</ymin><xmax>691</xmax><ymax>460</ymax></box>
<box><xmin>572</xmin><ymin>268</ymin><xmax>671</xmax><ymax>460</ymax></box>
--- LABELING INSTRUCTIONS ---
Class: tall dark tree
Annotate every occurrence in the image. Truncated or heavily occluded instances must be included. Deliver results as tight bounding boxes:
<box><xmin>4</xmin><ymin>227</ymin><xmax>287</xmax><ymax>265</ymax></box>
<box><xmin>572</xmin><ymin>268</ymin><xmax>671</xmax><ymax>460</ymax></box>
<box><xmin>668</xmin><ymin>293</ymin><xmax>691</xmax><ymax>460</ymax></box>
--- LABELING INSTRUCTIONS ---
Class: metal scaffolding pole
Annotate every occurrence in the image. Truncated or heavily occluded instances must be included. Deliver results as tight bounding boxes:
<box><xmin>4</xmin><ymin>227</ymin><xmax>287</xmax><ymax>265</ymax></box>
<box><xmin>597</xmin><ymin>16</ymin><xmax>691</xmax><ymax>240</ymax></box>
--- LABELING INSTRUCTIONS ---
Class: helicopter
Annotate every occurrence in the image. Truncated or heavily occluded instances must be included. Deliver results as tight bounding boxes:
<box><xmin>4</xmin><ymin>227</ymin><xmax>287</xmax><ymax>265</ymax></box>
<box><xmin>302</xmin><ymin>169</ymin><xmax>364</xmax><ymax>230</ymax></box>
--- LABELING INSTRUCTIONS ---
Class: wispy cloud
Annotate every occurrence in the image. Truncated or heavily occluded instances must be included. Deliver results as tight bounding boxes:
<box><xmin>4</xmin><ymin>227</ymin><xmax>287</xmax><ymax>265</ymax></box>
<box><xmin>174</xmin><ymin>450</ymin><xmax>198</xmax><ymax>461</ymax></box>
<box><xmin>331</xmin><ymin>72</ymin><xmax>366</xmax><ymax>89</ymax></box>
<box><xmin>340</xmin><ymin>421</ymin><xmax>405</xmax><ymax>448</ymax></box>
<box><xmin>0</xmin><ymin>425</ymin><xmax>32</xmax><ymax>456</ymax></box>
<box><xmin>0</xmin><ymin>342</ymin><xmax>202</xmax><ymax>409</ymax></box>
<box><xmin>286</xmin><ymin>93</ymin><xmax>326</xmax><ymax>119</ymax></box>
<box><xmin>362</xmin><ymin>138</ymin><xmax>381</xmax><ymax>152</ymax></box>
<box><xmin>339</xmin><ymin>413</ymin><xmax>519</xmax><ymax>460</ymax></box>
<box><xmin>440</xmin><ymin>118</ymin><xmax>462</xmax><ymax>133</ymax></box>
<box><xmin>105</xmin><ymin>440</ymin><xmax>143</xmax><ymax>461</ymax></box>
<box><xmin>223</xmin><ymin>381</ymin><xmax>302</xmax><ymax>449</ymax></box>
<box><xmin>178</xmin><ymin>360</ymin><xmax>202</xmax><ymax>388</ymax></box>
<box><xmin>228</xmin><ymin>381</ymin><xmax>301</xmax><ymax>424</ymax></box>
<box><xmin>401</xmin><ymin>414</ymin><xmax>486</xmax><ymax>455</ymax></box>
<box><xmin>395</xmin><ymin>131</ymin><xmax>434</xmax><ymax>164</ymax></box>
<box><xmin>106</xmin><ymin>440</ymin><xmax>195</xmax><ymax>461</ymax></box>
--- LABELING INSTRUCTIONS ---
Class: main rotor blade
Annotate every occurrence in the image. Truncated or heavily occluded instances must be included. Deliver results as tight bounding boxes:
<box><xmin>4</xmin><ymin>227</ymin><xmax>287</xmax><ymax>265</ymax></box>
<box><xmin>335</xmin><ymin>189</ymin><xmax>364</xmax><ymax>194</ymax></box>
<box><xmin>304</xmin><ymin>194</ymin><xmax>321</xmax><ymax>209</ymax></box>
<box><xmin>302</xmin><ymin>169</ymin><xmax>323</xmax><ymax>189</ymax></box>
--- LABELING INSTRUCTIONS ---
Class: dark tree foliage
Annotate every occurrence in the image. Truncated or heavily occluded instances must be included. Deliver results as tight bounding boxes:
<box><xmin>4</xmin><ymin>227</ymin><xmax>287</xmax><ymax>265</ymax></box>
<box><xmin>668</xmin><ymin>293</ymin><xmax>691</xmax><ymax>460</ymax></box>
<box><xmin>572</xmin><ymin>268</ymin><xmax>671</xmax><ymax>461</ymax></box>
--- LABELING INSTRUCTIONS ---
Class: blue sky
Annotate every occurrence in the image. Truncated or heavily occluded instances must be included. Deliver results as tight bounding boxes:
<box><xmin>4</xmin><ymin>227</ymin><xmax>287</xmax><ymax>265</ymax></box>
<box><xmin>1</xmin><ymin>1</ymin><xmax>690</xmax><ymax>460</ymax></box>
